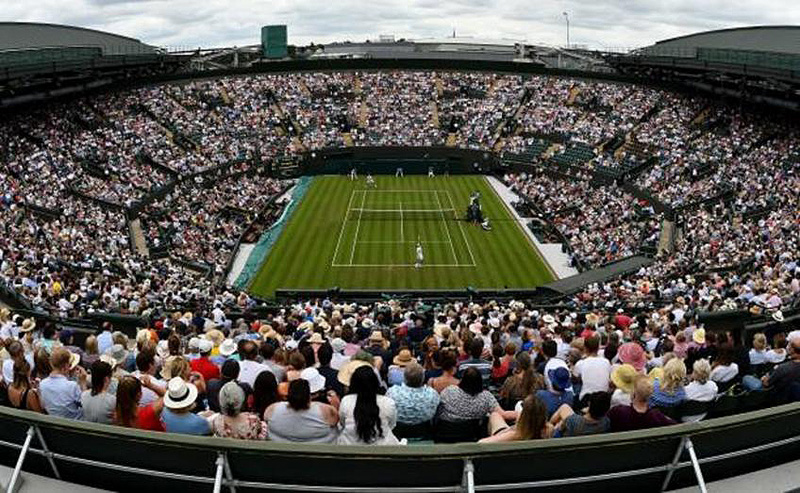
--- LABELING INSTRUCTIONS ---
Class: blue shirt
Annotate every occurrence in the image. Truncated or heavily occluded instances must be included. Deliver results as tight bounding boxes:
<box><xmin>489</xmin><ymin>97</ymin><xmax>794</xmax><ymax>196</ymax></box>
<box><xmin>97</xmin><ymin>331</ymin><xmax>114</xmax><ymax>355</ymax></box>
<box><xmin>161</xmin><ymin>409</ymin><xmax>211</xmax><ymax>435</ymax></box>
<box><xmin>649</xmin><ymin>379</ymin><xmax>687</xmax><ymax>408</ymax></box>
<box><xmin>536</xmin><ymin>389</ymin><xmax>574</xmax><ymax>418</ymax></box>
<box><xmin>40</xmin><ymin>374</ymin><xmax>83</xmax><ymax>419</ymax></box>
<box><xmin>386</xmin><ymin>384</ymin><xmax>440</xmax><ymax>425</ymax></box>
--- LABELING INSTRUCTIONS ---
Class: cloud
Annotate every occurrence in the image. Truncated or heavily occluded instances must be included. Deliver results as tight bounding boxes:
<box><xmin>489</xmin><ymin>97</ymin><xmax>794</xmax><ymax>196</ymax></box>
<box><xmin>0</xmin><ymin>0</ymin><xmax>797</xmax><ymax>50</ymax></box>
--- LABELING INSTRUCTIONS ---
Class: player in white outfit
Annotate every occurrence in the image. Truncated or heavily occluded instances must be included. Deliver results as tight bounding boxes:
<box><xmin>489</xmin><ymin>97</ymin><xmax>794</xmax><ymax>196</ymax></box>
<box><xmin>415</xmin><ymin>242</ymin><xmax>424</xmax><ymax>269</ymax></box>
<box><xmin>366</xmin><ymin>174</ymin><xmax>376</xmax><ymax>188</ymax></box>
<box><xmin>428</xmin><ymin>167</ymin><xmax>435</xmax><ymax>178</ymax></box>
<box><xmin>349</xmin><ymin>168</ymin><xmax>357</xmax><ymax>180</ymax></box>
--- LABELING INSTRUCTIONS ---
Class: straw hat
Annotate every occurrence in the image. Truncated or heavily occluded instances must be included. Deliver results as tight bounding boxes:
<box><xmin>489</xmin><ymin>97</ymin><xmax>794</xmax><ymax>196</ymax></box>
<box><xmin>773</xmin><ymin>311</ymin><xmax>785</xmax><ymax>323</ymax></box>
<box><xmin>163</xmin><ymin>377</ymin><xmax>198</xmax><ymax>410</ymax></box>
<box><xmin>368</xmin><ymin>331</ymin><xmax>385</xmax><ymax>344</ymax></box>
<box><xmin>307</xmin><ymin>332</ymin><xmax>326</xmax><ymax>345</ymax></box>
<box><xmin>337</xmin><ymin>360</ymin><xmax>372</xmax><ymax>386</ymax></box>
<box><xmin>219</xmin><ymin>339</ymin><xmax>237</xmax><ymax>357</ymax></box>
<box><xmin>617</xmin><ymin>343</ymin><xmax>646</xmax><ymax>372</ymax></box>
<box><xmin>104</xmin><ymin>344</ymin><xmax>129</xmax><ymax>366</ymax></box>
<box><xmin>392</xmin><ymin>349</ymin><xmax>414</xmax><ymax>367</ymax></box>
<box><xmin>692</xmin><ymin>328</ymin><xmax>706</xmax><ymax>345</ymax></box>
<box><xmin>205</xmin><ymin>329</ymin><xmax>225</xmax><ymax>347</ymax></box>
<box><xmin>611</xmin><ymin>364</ymin><xmax>637</xmax><ymax>394</ymax></box>
<box><xmin>19</xmin><ymin>318</ymin><xmax>36</xmax><ymax>333</ymax></box>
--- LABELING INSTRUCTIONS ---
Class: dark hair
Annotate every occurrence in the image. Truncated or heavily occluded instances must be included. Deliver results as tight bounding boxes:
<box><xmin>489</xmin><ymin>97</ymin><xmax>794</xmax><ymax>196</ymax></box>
<box><xmin>300</xmin><ymin>344</ymin><xmax>316</xmax><ymax>368</ymax></box>
<box><xmin>58</xmin><ymin>329</ymin><xmax>74</xmax><ymax>346</ymax></box>
<box><xmin>288</xmin><ymin>351</ymin><xmax>307</xmax><ymax>371</ymax></box>
<box><xmin>603</xmin><ymin>342</ymin><xmax>619</xmax><ymax>362</ymax></box>
<box><xmin>440</xmin><ymin>350</ymin><xmax>457</xmax><ymax>372</ymax></box>
<box><xmin>349</xmin><ymin>366</ymin><xmax>383</xmax><ymax>444</ymax></box>
<box><xmin>168</xmin><ymin>334</ymin><xmax>181</xmax><ymax>356</ymax></box>
<box><xmin>317</xmin><ymin>343</ymin><xmax>333</xmax><ymax>366</ymax></box>
<box><xmin>287</xmin><ymin>379</ymin><xmax>311</xmax><ymax>411</ymax></box>
<box><xmin>587</xmin><ymin>392</ymin><xmax>612</xmax><ymax>420</ymax></box>
<box><xmin>253</xmin><ymin>371</ymin><xmax>279</xmax><ymax>417</ymax></box>
<box><xmin>115</xmin><ymin>376</ymin><xmax>142</xmax><ymax>428</ymax></box>
<box><xmin>542</xmin><ymin>340</ymin><xmax>557</xmax><ymax>358</ymax></box>
<box><xmin>459</xmin><ymin>367</ymin><xmax>484</xmax><ymax>396</ymax></box>
<box><xmin>43</xmin><ymin>325</ymin><xmax>56</xmax><ymax>340</ymax></box>
<box><xmin>12</xmin><ymin>359</ymin><xmax>31</xmax><ymax>389</ymax></box>
<box><xmin>242</xmin><ymin>341</ymin><xmax>258</xmax><ymax>360</ymax></box>
<box><xmin>584</xmin><ymin>335</ymin><xmax>600</xmax><ymax>353</ymax></box>
<box><xmin>469</xmin><ymin>338</ymin><xmax>484</xmax><ymax>359</ymax></box>
<box><xmin>33</xmin><ymin>349</ymin><xmax>52</xmax><ymax>380</ymax></box>
<box><xmin>90</xmin><ymin>360</ymin><xmax>112</xmax><ymax>396</ymax></box>
<box><xmin>135</xmin><ymin>350</ymin><xmax>155</xmax><ymax>372</ymax></box>
<box><xmin>491</xmin><ymin>344</ymin><xmax>504</xmax><ymax>368</ymax></box>
<box><xmin>515</xmin><ymin>352</ymin><xmax>537</xmax><ymax>397</ymax></box>
<box><xmin>259</xmin><ymin>342</ymin><xmax>276</xmax><ymax>360</ymax></box>
<box><xmin>220</xmin><ymin>359</ymin><xmax>240</xmax><ymax>380</ymax></box>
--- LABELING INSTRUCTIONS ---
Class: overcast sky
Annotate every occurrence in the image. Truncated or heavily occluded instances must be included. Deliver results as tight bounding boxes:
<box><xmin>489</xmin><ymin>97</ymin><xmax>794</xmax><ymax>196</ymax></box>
<box><xmin>1</xmin><ymin>0</ymin><xmax>797</xmax><ymax>51</ymax></box>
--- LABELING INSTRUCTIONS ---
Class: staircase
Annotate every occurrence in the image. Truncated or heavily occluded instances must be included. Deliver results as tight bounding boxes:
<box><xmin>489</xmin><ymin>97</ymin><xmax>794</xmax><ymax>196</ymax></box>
<box><xmin>567</xmin><ymin>86</ymin><xmax>581</xmax><ymax>105</ymax></box>
<box><xmin>430</xmin><ymin>101</ymin><xmax>440</xmax><ymax>129</ymax></box>
<box><xmin>658</xmin><ymin>219</ymin><xmax>675</xmax><ymax>255</ymax></box>
<box><xmin>129</xmin><ymin>218</ymin><xmax>149</xmax><ymax>257</ymax></box>
<box><xmin>220</xmin><ymin>87</ymin><xmax>232</xmax><ymax>105</ymax></box>
<box><xmin>342</xmin><ymin>133</ymin><xmax>354</xmax><ymax>147</ymax></box>
<box><xmin>435</xmin><ymin>76</ymin><xmax>444</xmax><ymax>97</ymax></box>
<box><xmin>446</xmin><ymin>133</ymin><xmax>457</xmax><ymax>147</ymax></box>
<box><xmin>358</xmin><ymin>101</ymin><xmax>368</xmax><ymax>128</ymax></box>
<box><xmin>354</xmin><ymin>76</ymin><xmax>362</xmax><ymax>95</ymax></box>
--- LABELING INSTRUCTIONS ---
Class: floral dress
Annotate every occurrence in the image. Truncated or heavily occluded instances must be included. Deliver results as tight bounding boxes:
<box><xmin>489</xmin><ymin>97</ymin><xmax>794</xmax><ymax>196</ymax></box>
<box><xmin>210</xmin><ymin>412</ymin><xmax>267</xmax><ymax>440</ymax></box>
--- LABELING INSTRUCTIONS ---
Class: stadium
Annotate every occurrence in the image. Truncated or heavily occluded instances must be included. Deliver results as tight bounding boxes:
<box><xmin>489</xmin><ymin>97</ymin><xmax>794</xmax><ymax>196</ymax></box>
<box><xmin>0</xmin><ymin>15</ymin><xmax>798</xmax><ymax>493</ymax></box>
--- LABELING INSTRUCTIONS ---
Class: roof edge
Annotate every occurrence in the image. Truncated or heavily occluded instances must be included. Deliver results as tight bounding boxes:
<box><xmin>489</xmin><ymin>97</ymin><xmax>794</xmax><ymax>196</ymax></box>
<box><xmin>654</xmin><ymin>25</ymin><xmax>800</xmax><ymax>46</ymax></box>
<box><xmin>0</xmin><ymin>21</ymin><xmax>148</xmax><ymax>45</ymax></box>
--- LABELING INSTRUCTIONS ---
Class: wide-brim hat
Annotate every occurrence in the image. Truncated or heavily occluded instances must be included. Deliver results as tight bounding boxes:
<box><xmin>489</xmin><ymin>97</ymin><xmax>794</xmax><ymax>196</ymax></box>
<box><xmin>300</xmin><ymin>367</ymin><xmax>326</xmax><ymax>393</ymax></box>
<box><xmin>548</xmin><ymin>367</ymin><xmax>571</xmax><ymax>391</ymax></box>
<box><xmin>692</xmin><ymin>328</ymin><xmax>706</xmax><ymax>345</ymax></box>
<box><xmin>337</xmin><ymin>360</ymin><xmax>372</xmax><ymax>386</ymax></box>
<box><xmin>618</xmin><ymin>342</ymin><xmax>646</xmax><ymax>372</ymax></box>
<box><xmin>542</xmin><ymin>314</ymin><xmax>556</xmax><ymax>325</ymax></box>
<box><xmin>164</xmin><ymin>377</ymin><xmax>198</xmax><ymax>409</ymax></box>
<box><xmin>362</xmin><ymin>318</ymin><xmax>374</xmax><ymax>329</ymax></box>
<box><xmin>205</xmin><ymin>329</ymin><xmax>225</xmax><ymax>347</ymax></box>
<box><xmin>19</xmin><ymin>318</ymin><xmax>36</xmax><ymax>333</ymax></box>
<box><xmin>773</xmin><ymin>311</ymin><xmax>785</xmax><ymax>323</ymax></box>
<box><xmin>611</xmin><ymin>364</ymin><xmax>637</xmax><ymax>394</ymax></box>
<box><xmin>307</xmin><ymin>332</ymin><xmax>326</xmax><ymax>344</ymax></box>
<box><xmin>219</xmin><ymin>339</ymin><xmax>237</xmax><ymax>357</ymax></box>
<box><xmin>393</xmin><ymin>349</ymin><xmax>414</xmax><ymax>367</ymax></box>
<box><xmin>68</xmin><ymin>352</ymin><xmax>80</xmax><ymax>370</ymax></box>
<box><xmin>368</xmin><ymin>331</ymin><xmax>385</xmax><ymax>343</ymax></box>
<box><xmin>105</xmin><ymin>344</ymin><xmax>129</xmax><ymax>366</ymax></box>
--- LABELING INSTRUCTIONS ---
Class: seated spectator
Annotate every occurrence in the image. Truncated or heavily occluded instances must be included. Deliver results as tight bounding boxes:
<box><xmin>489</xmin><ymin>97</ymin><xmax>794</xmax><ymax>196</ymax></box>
<box><xmin>82</xmin><ymin>335</ymin><xmax>100</xmax><ymax>368</ymax></box>
<box><xmin>551</xmin><ymin>391</ymin><xmax>612</xmax><ymax>437</ymax></box>
<box><xmin>161</xmin><ymin>377</ymin><xmax>210</xmax><ymax>436</ymax></box>
<box><xmin>649</xmin><ymin>358</ymin><xmax>687</xmax><ymax>409</ymax></box>
<box><xmin>132</xmin><ymin>350</ymin><xmax>166</xmax><ymax>407</ymax></box>
<box><xmin>490</xmin><ymin>344</ymin><xmax>511</xmax><ymax>385</ymax></box>
<box><xmin>39</xmin><ymin>348</ymin><xmax>88</xmax><ymax>419</ymax></box>
<box><xmin>617</xmin><ymin>342</ymin><xmax>646</xmax><ymax>373</ymax></box>
<box><xmin>759</xmin><ymin>338</ymin><xmax>800</xmax><ymax>403</ymax></box>
<box><xmin>338</xmin><ymin>366</ymin><xmax>400</xmax><ymax>445</ymax></box>
<box><xmin>542</xmin><ymin>340</ymin><xmax>571</xmax><ymax>392</ymax></box>
<box><xmin>457</xmin><ymin>338</ymin><xmax>492</xmax><ymax>387</ymax></box>
<box><xmin>386</xmin><ymin>363</ymin><xmax>440</xmax><ymax>426</ymax></box>
<box><xmin>7</xmin><ymin>360</ymin><xmax>44</xmax><ymax>413</ymax></box>
<box><xmin>481</xmin><ymin>395</ymin><xmax>554</xmax><ymax>443</ymax></box>
<box><xmin>81</xmin><ymin>360</ymin><xmax>116</xmax><ymax>424</ymax></box>
<box><xmin>238</xmin><ymin>340</ymin><xmax>271</xmax><ymax>388</ymax></box>
<box><xmin>317</xmin><ymin>343</ymin><xmax>345</xmax><ymax>397</ymax></box>
<box><xmin>388</xmin><ymin>348</ymin><xmax>414</xmax><ymax>387</ymax></box>
<box><xmin>710</xmin><ymin>345</ymin><xmax>739</xmax><ymax>389</ymax></box>
<box><xmin>207</xmin><ymin>381</ymin><xmax>266</xmax><ymax>440</ymax></box>
<box><xmin>438</xmin><ymin>367</ymin><xmax>517</xmax><ymax>425</ymax></box>
<box><xmin>266</xmin><ymin>379</ymin><xmax>339</xmax><ymax>443</ymax></box>
<box><xmin>428</xmin><ymin>350</ymin><xmax>459</xmax><ymax>393</ymax></box>
<box><xmin>607</xmin><ymin>375</ymin><xmax>675</xmax><ymax>432</ymax></box>
<box><xmin>610</xmin><ymin>364</ymin><xmax>637</xmax><ymax>408</ymax></box>
<box><xmin>749</xmin><ymin>333</ymin><xmax>769</xmax><ymax>366</ymax></box>
<box><xmin>253</xmin><ymin>371</ymin><xmax>279</xmax><ymax>419</ymax></box>
<box><xmin>190</xmin><ymin>339</ymin><xmax>220</xmax><ymax>382</ymax></box>
<box><xmin>114</xmin><ymin>376</ymin><xmax>165</xmax><ymax>432</ymax></box>
<box><xmin>207</xmin><ymin>359</ymin><xmax>251</xmax><ymax>413</ymax></box>
<box><xmin>499</xmin><ymin>352</ymin><xmax>543</xmax><ymax>407</ymax></box>
<box><xmin>535</xmin><ymin>367</ymin><xmax>575</xmax><ymax>418</ymax></box>
<box><xmin>766</xmin><ymin>333</ymin><xmax>787</xmax><ymax>364</ymax></box>
<box><xmin>573</xmin><ymin>335</ymin><xmax>611</xmax><ymax>403</ymax></box>
<box><xmin>683</xmin><ymin>359</ymin><xmax>718</xmax><ymax>422</ymax></box>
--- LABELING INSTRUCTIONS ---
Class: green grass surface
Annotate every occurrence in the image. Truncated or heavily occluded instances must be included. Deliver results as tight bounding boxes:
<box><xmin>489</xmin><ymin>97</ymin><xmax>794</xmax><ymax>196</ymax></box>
<box><xmin>248</xmin><ymin>175</ymin><xmax>554</xmax><ymax>297</ymax></box>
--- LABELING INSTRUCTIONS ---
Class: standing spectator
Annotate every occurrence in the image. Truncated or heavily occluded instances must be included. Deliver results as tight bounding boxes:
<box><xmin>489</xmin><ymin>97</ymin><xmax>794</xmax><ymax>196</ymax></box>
<box><xmin>39</xmin><ymin>348</ymin><xmax>88</xmax><ymax>419</ymax></box>
<box><xmin>81</xmin><ymin>360</ymin><xmax>116</xmax><ymax>424</ymax></box>
<box><xmin>607</xmin><ymin>375</ymin><xmax>675</xmax><ymax>432</ymax></box>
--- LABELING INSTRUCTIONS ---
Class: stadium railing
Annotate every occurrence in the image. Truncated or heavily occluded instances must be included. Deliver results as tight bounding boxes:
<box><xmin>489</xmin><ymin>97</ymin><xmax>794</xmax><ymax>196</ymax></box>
<box><xmin>1</xmin><ymin>402</ymin><xmax>800</xmax><ymax>493</ymax></box>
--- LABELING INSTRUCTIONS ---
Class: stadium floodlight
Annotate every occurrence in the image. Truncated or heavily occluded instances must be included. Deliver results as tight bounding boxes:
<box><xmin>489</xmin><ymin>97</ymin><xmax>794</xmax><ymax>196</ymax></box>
<box><xmin>563</xmin><ymin>12</ymin><xmax>570</xmax><ymax>49</ymax></box>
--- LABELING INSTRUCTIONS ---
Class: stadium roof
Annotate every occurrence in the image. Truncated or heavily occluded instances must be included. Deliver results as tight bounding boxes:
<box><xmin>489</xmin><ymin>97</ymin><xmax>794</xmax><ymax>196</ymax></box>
<box><xmin>648</xmin><ymin>25</ymin><xmax>800</xmax><ymax>55</ymax></box>
<box><xmin>0</xmin><ymin>22</ymin><xmax>156</xmax><ymax>55</ymax></box>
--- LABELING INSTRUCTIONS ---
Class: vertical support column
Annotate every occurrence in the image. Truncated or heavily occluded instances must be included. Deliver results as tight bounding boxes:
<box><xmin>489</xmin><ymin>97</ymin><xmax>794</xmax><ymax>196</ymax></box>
<box><xmin>462</xmin><ymin>459</ymin><xmax>475</xmax><ymax>493</ymax></box>
<box><xmin>5</xmin><ymin>426</ymin><xmax>34</xmax><ymax>493</ymax></box>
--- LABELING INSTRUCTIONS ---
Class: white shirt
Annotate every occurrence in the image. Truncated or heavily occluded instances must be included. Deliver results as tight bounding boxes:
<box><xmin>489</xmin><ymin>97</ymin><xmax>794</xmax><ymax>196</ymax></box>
<box><xmin>710</xmin><ymin>363</ymin><xmax>739</xmax><ymax>384</ymax></box>
<box><xmin>574</xmin><ymin>356</ymin><xmax>611</xmax><ymax>399</ymax></box>
<box><xmin>132</xmin><ymin>371</ymin><xmax>165</xmax><ymax>407</ymax></box>
<box><xmin>611</xmin><ymin>388</ymin><xmax>631</xmax><ymax>408</ymax></box>
<box><xmin>749</xmin><ymin>348</ymin><xmax>768</xmax><ymax>365</ymax></box>
<box><xmin>685</xmin><ymin>380</ymin><xmax>718</xmax><ymax>401</ymax></box>
<box><xmin>238</xmin><ymin>360</ymin><xmax>272</xmax><ymax>387</ymax></box>
<box><xmin>765</xmin><ymin>349</ymin><xmax>787</xmax><ymax>364</ymax></box>
<box><xmin>544</xmin><ymin>357</ymin><xmax>572</xmax><ymax>392</ymax></box>
<box><xmin>337</xmin><ymin>394</ymin><xmax>399</xmax><ymax>445</ymax></box>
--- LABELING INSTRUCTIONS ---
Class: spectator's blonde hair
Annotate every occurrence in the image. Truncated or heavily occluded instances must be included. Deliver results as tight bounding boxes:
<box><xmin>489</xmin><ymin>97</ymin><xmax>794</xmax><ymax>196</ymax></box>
<box><xmin>692</xmin><ymin>359</ymin><xmax>711</xmax><ymax>384</ymax></box>
<box><xmin>752</xmin><ymin>333</ymin><xmax>767</xmax><ymax>351</ymax></box>
<box><xmin>633</xmin><ymin>374</ymin><xmax>653</xmax><ymax>401</ymax></box>
<box><xmin>662</xmin><ymin>358</ymin><xmax>686</xmax><ymax>393</ymax></box>
<box><xmin>84</xmin><ymin>335</ymin><xmax>98</xmax><ymax>355</ymax></box>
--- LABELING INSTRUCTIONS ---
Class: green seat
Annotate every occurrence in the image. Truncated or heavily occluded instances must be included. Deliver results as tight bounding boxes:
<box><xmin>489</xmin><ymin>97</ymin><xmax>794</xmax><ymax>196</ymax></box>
<box><xmin>707</xmin><ymin>394</ymin><xmax>740</xmax><ymax>419</ymax></box>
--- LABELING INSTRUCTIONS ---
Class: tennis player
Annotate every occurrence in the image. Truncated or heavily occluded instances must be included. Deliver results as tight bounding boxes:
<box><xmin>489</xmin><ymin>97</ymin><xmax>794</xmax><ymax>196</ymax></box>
<box><xmin>415</xmin><ymin>241</ymin><xmax>424</xmax><ymax>269</ymax></box>
<box><xmin>349</xmin><ymin>168</ymin><xmax>357</xmax><ymax>180</ymax></box>
<box><xmin>366</xmin><ymin>173</ymin><xmax>376</xmax><ymax>188</ymax></box>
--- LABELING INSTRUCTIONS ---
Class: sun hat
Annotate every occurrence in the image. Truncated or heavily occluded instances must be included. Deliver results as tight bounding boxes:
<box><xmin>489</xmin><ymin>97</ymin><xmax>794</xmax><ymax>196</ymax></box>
<box><xmin>617</xmin><ymin>342</ymin><xmax>646</xmax><ymax>372</ymax></box>
<box><xmin>368</xmin><ymin>331</ymin><xmax>385</xmax><ymax>344</ymax></box>
<box><xmin>104</xmin><ymin>344</ymin><xmax>129</xmax><ymax>366</ymax></box>
<box><xmin>99</xmin><ymin>354</ymin><xmax>117</xmax><ymax>368</ymax></box>
<box><xmin>19</xmin><ymin>318</ymin><xmax>36</xmax><ymax>333</ymax></box>
<box><xmin>307</xmin><ymin>332</ymin><xmax>326</xmax><ymax>344</ymax></box>
<box><xmin>300</xmin><ymin>367</ymin><xmax>327</xmax><ymax>393</ymax></box>
<box><xmin>68</xmin><ymin>352</ymin><xmax>80</xmax><ymax>370</ymax></box>
<box><xmin>198</xmin><ymin>339</ymin><xmax>213</xmax><ymax>354</ymax></box>
<box><xmin>156</xmin><ymin>340</ymin><xmax>170</xmax><ymax>360</ymax></box>
<box><xmin>361</xmin><ymin>318</ymin><xmax>375</xmax><ymax>329</ymax></box>
<box><xmin>611</xmin><ymin>364</ymin><xmax>637</xmax><ymax>394</ymax></box>
<box><xmin>337</xmin><ymin>359</ymin><xmax>372</xmax><ymax>386</ymax></box>
<box><xmin>188</xmin><ymin>337</ymin><xmax>201</xmax><ymax>351</ymax></box>
<box><xmin>219</xmin><ymin>339</ymin><xmax>237</xmax><ymax>357</ymax></box>
<box><xmin>205</xmin><ymin>329</ymin><xmax>225</xmax><ymax>347</ymax></box>
<box><xmin>392</xmin><ymin>349</ymin><xmax>414</xmax><ymax>367</ymax></box>
<box><xmin>549</xmin><ymin>367</ymin><xmax>571</xmax><ymax>391</ymax></box>
<box><xmin>163</xmin><ymin>377</ymin><xmax>198</xmax><ymax>410</ymax></box>
<box><xmin>773</xmin><ymin>311</ymin><xmax>785</xmax><ymax>323</ymax></box>
<box><xmin>692</xmin><ymin>328</ymin><xmax>706</xmax><ymax>345</ymax></box>
<box><xmin>331</xmin><ymin>338</ymin><xmax>347</xmax><ymax>354</ymax></box>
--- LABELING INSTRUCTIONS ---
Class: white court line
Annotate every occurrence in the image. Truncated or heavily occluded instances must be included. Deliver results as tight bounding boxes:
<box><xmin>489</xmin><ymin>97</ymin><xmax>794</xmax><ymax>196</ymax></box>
<box><xmin>446</xmin><ymin>190</ymin><xmax>477</xmax><ymax>266</ymax></box>
<box><xmin>358</xmin><ymin>240</ymin><xmax>452</xmax><ymax>244</ymax></box>
<box><xmin>331</xmin><ymin>190</ymin><xmax>355</xmax><ymax>266</ymax></box>
<box><xmin>361</xmin><ymin>190</ymin><xmax>450</xmax><ymax>193</ymax></box>
<box><xmin>434</xmin><ymin>190</ymin><xmax>459</xmax><ymax>264</ymax></box>
<box><xmin>348</xmin><ymin>190</ymin><xmax>367</xmax><ymax>265</ymax></box>
<box><xmin>399</xmin><ymin>201</ymin><xmax>404</xmax><ymax>241</ymax></box>
<box><xmin>332</xmin><ymin>263</ymin><xmax>476</xmax><ymax>268</ymax></box>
